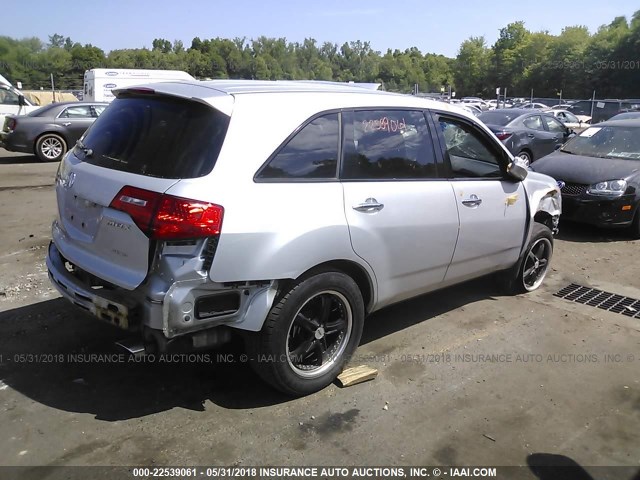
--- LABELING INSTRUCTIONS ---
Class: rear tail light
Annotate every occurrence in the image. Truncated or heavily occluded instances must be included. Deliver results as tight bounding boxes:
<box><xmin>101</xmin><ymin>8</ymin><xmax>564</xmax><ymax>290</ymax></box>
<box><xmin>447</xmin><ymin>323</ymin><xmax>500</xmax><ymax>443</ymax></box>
<box><xmin>495</xmin><ymin>131</ymin><xmax>512</xmax><ymax>141</ymax></box>
<box><xmin>109</xmin><ymin>186</ymin><xmax>224</xmax><ymax>240</ymax></box>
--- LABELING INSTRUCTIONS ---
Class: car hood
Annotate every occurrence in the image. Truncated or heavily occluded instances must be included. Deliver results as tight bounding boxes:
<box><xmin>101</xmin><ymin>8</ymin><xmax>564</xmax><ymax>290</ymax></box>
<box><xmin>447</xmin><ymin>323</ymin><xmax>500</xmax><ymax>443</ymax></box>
<box><xmin>531</xmin><ymin>151</ymin><xmax>640</xmax><ymax>184</ymax></box>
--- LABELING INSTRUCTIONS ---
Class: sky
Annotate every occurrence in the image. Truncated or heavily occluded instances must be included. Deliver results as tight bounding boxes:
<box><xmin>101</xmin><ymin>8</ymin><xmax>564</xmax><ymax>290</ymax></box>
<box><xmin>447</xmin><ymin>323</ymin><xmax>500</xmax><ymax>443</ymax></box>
<box><xmin>5</xmin><ymin>0</ymin><xmax>639</xmax><ymax>57</ymax></box>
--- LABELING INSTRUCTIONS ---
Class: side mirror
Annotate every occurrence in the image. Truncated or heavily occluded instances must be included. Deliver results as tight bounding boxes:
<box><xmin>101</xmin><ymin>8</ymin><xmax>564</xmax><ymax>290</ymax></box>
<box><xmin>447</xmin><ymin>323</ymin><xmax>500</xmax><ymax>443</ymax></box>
<box><xmin>507</xmin><ymin>161</ymin><xmax>528</xmax><ymax>181</ymax></box>
<box><xmin>18</xmin><ymin>95</ymin><xmax>26</xmax><ymax>106</ymax></box>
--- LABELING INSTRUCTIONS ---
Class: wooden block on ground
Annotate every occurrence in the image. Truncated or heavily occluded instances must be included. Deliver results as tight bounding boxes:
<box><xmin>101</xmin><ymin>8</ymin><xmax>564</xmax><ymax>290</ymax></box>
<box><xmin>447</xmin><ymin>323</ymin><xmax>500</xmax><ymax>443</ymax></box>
<box><xmin>336</xmin><ymin>365</ymin><xmax>378</xmax><ymax>388</ymax></box>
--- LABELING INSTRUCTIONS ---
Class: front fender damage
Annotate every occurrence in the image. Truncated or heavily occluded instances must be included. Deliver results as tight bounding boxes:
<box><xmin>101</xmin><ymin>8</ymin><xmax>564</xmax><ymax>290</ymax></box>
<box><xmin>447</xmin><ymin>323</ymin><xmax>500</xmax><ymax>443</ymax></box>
<box><xmin>523</xmin><ymin>172</ymin><xmax>562</xmax><ymax>237</ymax></box>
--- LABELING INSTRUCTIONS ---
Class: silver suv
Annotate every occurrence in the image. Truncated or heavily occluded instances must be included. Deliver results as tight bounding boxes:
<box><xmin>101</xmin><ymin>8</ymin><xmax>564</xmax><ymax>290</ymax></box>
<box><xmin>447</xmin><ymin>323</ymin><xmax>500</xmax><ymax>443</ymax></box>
<box><xmin>46</xmin><ymin>81</ymin><xmax>561</xmax><ymax>396</ymax></box>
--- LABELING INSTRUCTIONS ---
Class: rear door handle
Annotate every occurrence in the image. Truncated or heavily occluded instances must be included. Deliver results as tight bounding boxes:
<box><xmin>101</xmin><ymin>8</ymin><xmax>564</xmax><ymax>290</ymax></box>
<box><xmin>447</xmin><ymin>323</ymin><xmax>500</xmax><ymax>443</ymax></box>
<box><xmin>353</xmin><ymin>197</ymin><xmax>384</xmax><ymax>213</ymax></box>
<box><xmin>461</xmin><ymin>194</ymin><xmax>482</xmax><ymax>207</ymax></box>
<box><xmin>62</xmin><ymin>122</ymin><xmax>72</xmax><ymax>126</ymax></box>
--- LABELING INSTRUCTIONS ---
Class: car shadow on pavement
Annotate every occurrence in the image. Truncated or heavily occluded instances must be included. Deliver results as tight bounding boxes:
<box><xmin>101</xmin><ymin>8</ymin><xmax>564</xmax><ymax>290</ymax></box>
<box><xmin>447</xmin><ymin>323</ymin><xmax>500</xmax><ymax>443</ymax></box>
<box><xmin>360</xmin><ymin>276</ymin><xmax>501</xmax><ymax>346</ymax></box>
<box><xmin>557</xmin><ymin>220</ymin><xmax>635</xmax><ymax>243</ymax></box>
<box><xmin>0</xmin><ymin>276</ymin><xmax>508</xmax><ymax>420</ymax></box>
<box><xmin>0</xmin><ymin>298</ymin><xmax>290</xmax><ymax>421</ymax></box>
<box><xmin>0</xmin><ymin>153</ymin><xmax>38</xmax><ymax>164</ymax></box>
<box><xmin>527</xmin><ymin>453</ymin><xmax>640</xmax><ymax>480</ymax></box>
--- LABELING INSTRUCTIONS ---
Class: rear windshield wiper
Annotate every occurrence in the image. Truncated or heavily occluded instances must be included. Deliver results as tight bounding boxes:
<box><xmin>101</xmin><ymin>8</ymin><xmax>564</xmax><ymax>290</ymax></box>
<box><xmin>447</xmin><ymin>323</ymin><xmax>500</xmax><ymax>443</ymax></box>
<box><xmin>75</xmin><ymin>140</ymin><xmax>93</xmax><ymax>158</ymax></box>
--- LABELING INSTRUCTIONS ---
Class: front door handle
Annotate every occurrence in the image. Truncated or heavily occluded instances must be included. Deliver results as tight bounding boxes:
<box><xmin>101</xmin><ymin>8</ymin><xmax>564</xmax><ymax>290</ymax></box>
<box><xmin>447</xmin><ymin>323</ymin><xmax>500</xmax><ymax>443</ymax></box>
<box><xmin>353</xmin><ymin>197</ymin><xmax>384</xmax><ymax>213</ymax></box>
<box><xmin>461</xmin><ymin>194</ymin><xmax>482</xmax><ymax>207</ymax></box>
<box><xmin>527</xmin><ymin>133</ymin><xmax>535</xmax><ymax>138</ymax></box>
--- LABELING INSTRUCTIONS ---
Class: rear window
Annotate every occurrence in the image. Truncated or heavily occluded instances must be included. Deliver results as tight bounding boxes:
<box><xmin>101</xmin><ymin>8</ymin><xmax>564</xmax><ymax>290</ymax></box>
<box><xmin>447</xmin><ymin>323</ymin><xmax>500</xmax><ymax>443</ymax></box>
<box><xmin>77</xmin><ymin>95</ymin><xmax>230</xmax><ymax>178</ymax></box>
<box><xmin>27</xmin><ymin>104</ymin><xmax>59</xmax><ymax>117</ymax></box>
<box><xmin>478</xmin><ymin>112</ymin><xmax>517</xmax><ymax>126</ymax></box>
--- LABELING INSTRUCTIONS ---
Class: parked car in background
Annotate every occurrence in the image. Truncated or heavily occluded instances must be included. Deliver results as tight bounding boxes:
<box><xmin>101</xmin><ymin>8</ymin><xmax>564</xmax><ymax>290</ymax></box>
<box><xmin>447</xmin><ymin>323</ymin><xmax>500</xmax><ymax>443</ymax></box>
<box><xmin>457</xmin><ymin>104</ymin><xmax>482</xmax><ymax>116</ymax></box>
<box><xmin>609</xmin><ymin>111</ymin><xmax>640</xmax><ymax>121</ymax></box>
<box><xmin>46</xmin><ymin>80</ymin><xmax>561</xmax><ymax>396</ymax></box>
<box><xmin>550</xmin><ymin>109</ymin><xmax>590</xmax><ymax>133</ymax></box>
<box><xmin>532</xmin><ymin>120</ymin><xmax>640</xmax><ymax>237</ymax></box>
<box><xmin>568</xmin><ymin>99</ymin><xmax>632</xmax><ymax>124</ymax></box>
<box><xmin>512</xmin><ymin>102</ymin><xmax>550</xmax><ymax>110</ymax></box>
<box><xmin>461</xmin><ymin>97</ymin><xmax>491</xmax><ymax>110</ymax></box>
<box><xmin>550</xmin><ymin>104</ymin><xmax>574</xmax><ymax>110</ymax></box>
<box><xmin>478</xmin><ymin>109</ymin><xmax>573</xmax><ymax>165</ymax></box>
<box><xmin>0</xmin><ymin>101</ymin><xmax>108</xmax><ymax>162</ymax></box>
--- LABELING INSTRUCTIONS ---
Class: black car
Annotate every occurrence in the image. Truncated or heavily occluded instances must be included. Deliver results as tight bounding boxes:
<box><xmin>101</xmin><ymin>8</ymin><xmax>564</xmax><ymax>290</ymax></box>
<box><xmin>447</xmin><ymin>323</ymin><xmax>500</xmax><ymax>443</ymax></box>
<box><xmin>0</xmin><ymin>101</ymin><xmax>108</xmax><ymax>162</ymax></box>
<box><xmin>478</xmin><ymin>109</ymin><xmax>573</xmax><ymax>165</ymax></box>
<box><xmin>567</xmin><ymin>99</ymin><xmax>632</xmax><ymax>124</ymax></box>
<box><xmin>531</xmin><ymin>119</ymin><xmax>640</xmax><ymax>237</ymax></box>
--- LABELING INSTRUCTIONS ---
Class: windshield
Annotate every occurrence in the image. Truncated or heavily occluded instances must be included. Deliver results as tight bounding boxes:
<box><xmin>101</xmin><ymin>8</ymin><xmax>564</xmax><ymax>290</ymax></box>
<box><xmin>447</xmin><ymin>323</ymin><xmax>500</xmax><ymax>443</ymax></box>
<box><xmin>478</xmin><ymin>112</ymin><xmax>518</xmax><ymax>126</ymax></box>
<box><xmin>561</xmin><ymin>125</ymin><xmax>640</xmax><ymax>159</ymax></box>
<box><xmin>77</xmin><ymin>95</ymin><xmax>230</xmax><ymax>178</ymax></box>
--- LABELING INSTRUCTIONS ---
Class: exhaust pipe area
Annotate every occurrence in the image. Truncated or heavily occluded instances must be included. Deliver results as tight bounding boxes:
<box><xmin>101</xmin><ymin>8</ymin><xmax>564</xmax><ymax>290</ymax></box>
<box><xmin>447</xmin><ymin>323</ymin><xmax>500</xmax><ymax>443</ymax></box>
<box><xmin>117</xmin><ymin>326</ymin><xmax>234</xmax><ymax>358</ymax></box>
<box><xmin>115</xmin><ymin>338</ymin><xmax>146</xmax><ymax>358</ymax></box>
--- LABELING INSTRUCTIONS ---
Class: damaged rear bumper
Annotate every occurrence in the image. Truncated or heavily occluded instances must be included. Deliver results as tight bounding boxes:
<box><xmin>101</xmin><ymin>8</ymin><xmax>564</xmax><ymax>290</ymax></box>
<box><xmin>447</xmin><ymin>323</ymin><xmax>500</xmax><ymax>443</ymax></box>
<box><xmin>46</xmin><ymin>241</ymin><xmax>278</xmax><ymax>339</ymax></box>
<box><xmin>46</xmin><ymin>242</ymin><xmax>140</xmax><ymax>329</ymax></box>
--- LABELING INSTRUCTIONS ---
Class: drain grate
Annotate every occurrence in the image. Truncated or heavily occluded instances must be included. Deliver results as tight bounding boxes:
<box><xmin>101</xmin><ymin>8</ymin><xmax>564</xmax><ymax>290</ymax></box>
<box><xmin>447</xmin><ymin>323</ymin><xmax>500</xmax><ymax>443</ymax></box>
<box><xmin>555</xmin><ymin>283</ymin><xmax>640</xmax><ymax>318</ymax></box>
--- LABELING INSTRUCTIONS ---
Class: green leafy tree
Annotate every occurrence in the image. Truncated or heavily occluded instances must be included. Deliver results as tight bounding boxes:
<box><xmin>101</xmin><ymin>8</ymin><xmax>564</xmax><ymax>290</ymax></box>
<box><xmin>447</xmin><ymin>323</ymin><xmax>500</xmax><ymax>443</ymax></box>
<box><xmin>455</xmin><ymin>37</ymin><xmax>490</xmax><ymax>96</ymax></box>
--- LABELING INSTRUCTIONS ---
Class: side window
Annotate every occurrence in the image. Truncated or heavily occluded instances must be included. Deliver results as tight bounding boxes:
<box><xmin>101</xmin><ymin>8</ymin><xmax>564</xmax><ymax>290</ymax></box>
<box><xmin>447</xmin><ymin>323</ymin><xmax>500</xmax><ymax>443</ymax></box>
<box><xmin>565</xmin><ymin>112</ymin><xmax>579</xmax><ymax>123</ymax></box>
<box><xmin>0</xmin><ymin>89</ymin><xmax>20</xmax><ymax>105</ymax></box>
<box><xmin>437</xmin><ymin>115</ymin><xmax>503</xmax><ymax>179</ymax></box>
<box><xmin>523</xmin><ymin>115</ymin><xmax>544</xmax><ymax>131</ymax></box>
<box><xmin>92</xmin><ymin>105</ymin><xmax>107</xmax><ymax>117</ymax></box>
<box><xmin>60</xmin><ymin>105</ymin><xmax>93</xmax><ymax>118</ymax></box>
<box><xmin>544</xmin><ymin>116</ymin><xmax>566</xmax><ymax>133</ymax></box>
<box><xmin>342</xmin><ymin>110</ymin><xmax>438</xmax><ymax>180</ymax></box>
<box><xmin>257</xmin><ymin>113</ymin><xmax>339</xmax><ymax>180</ymax></box>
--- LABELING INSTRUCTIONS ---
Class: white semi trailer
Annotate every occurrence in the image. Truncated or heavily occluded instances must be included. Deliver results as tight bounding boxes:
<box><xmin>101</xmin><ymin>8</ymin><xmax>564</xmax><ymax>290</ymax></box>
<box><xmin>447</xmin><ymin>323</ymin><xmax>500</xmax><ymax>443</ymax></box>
<box><xmin>83</xmin><ymin>69</ymin><xmax>195</xmax><ymax>102</ymax></box>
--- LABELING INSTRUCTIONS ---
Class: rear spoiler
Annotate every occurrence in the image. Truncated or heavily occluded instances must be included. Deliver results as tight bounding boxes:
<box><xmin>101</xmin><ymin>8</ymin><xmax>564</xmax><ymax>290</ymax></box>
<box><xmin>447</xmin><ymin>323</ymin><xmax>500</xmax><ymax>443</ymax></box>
<box><xmin>113</xmin><ymin>81</ymin><xmax>234</xmax><ymax>116</ymax></box>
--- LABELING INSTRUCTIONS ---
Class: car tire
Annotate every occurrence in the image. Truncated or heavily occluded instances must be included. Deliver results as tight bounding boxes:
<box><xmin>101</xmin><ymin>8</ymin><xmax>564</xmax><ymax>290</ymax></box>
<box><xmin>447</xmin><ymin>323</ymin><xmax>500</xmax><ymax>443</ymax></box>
<box><xmin>501</xmin><ymin>223</ymin><xmax>553</xmax><ymax>294</ymax></box>
<box><xmin>246</xmin><ymin>270</ymin><xmax>364</xmax><ymax>396</ymax></box>
<box><xmin>517</xmin><ymin>150</ymin><xmax>532</xmax><ymax>167</ymax></box>
<box><xmin>35</xmin><ymin>133</ymin><xmax>67</xmax><ymax>162</ymax></box>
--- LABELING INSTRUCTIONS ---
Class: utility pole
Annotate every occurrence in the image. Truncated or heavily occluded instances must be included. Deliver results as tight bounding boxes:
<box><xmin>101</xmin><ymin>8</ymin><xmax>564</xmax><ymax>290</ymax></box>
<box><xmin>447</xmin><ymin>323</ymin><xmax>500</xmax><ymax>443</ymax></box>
<box><xmin>50</xmin><ymin>73</ymin><xmax>56</xmax><ymax>103</ymax></box>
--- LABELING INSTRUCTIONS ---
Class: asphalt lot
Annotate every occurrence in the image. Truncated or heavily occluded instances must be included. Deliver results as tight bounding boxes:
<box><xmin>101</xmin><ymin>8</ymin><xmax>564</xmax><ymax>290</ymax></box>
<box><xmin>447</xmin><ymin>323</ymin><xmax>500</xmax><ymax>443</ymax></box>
<box><xmin>0</xmin><ymin>149</ymin><xmax>639</xmax><ymax>476</ymax></box>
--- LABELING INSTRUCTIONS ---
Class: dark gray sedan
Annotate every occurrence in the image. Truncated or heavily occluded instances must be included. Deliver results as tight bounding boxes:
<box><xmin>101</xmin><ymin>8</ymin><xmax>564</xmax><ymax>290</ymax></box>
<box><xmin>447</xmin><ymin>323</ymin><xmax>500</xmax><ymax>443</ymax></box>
<box><xmin>479</xmin><ymin>109</ymin><xmax>573</xmax><ymax>166</ymax></box>
<box><xmin>0</xmin><ymin>101</ymin><xmax>108</xmax><ymax>162</ymax></box>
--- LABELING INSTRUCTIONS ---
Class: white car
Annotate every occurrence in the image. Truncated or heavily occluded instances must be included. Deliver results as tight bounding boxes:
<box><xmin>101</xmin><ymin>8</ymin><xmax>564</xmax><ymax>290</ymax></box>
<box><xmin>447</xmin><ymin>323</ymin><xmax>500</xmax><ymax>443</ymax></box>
<box><xmin>461</xmin><ymin>97</ymin><xmax>491</xmax><ymax>111</ymax></box>
<box><xmin>46</xmin><ymin>80</ymin><xmax>561</xmax><ymax>395</ymax></box>
<box><xmin>550</xmin><ymin>109</ymin><xmax>591</xmax><ymax>132</ymax></box>
<box><xmin>519</xmin><ymin>102</ymin><xmax>550</xmax><ymax>110</ymax></box>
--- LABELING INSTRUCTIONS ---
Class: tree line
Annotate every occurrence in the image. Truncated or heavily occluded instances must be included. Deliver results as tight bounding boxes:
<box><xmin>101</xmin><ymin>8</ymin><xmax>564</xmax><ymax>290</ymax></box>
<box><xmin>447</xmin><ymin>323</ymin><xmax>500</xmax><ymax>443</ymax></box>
<box><xmin>0</xmin><ymin>10</ymin><xmax>638</xmax><ymax>99</ymax></box>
